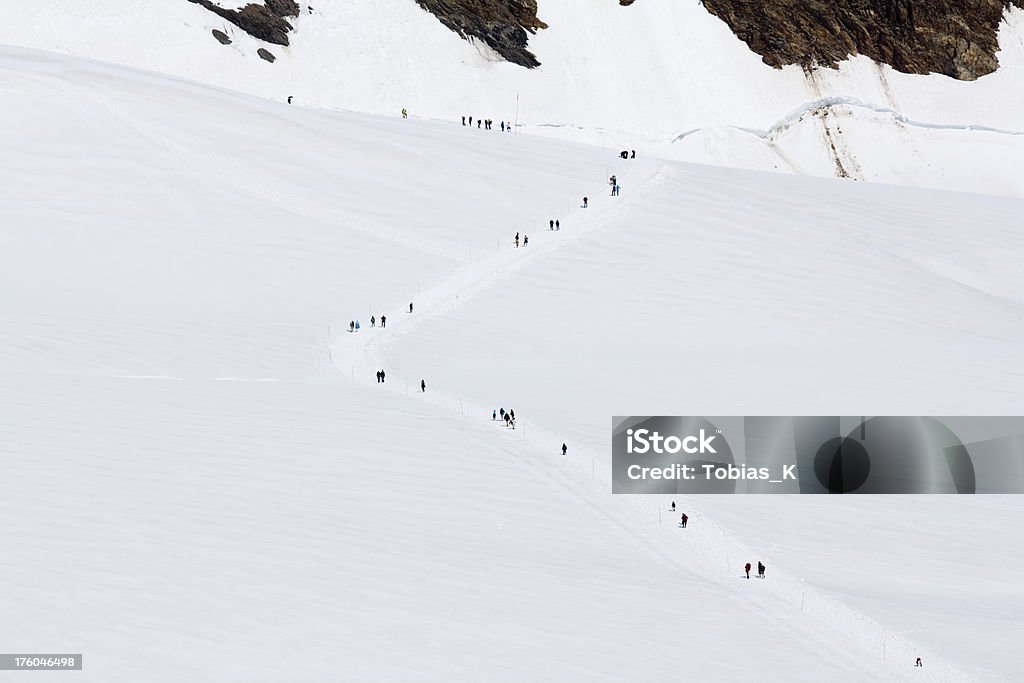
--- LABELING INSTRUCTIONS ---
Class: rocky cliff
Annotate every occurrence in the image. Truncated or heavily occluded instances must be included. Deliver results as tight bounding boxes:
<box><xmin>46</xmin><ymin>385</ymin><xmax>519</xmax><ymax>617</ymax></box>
<box><xmin>188</xmin><ymin>0</ymin><xmax>299</xmax><ymax>46</ymax></box>
<box><xmin>414</xmin><ymin>0</ymin><xmax>547</xmax><ymax>68</ymax></box>
<box><xmin>675</xmin><ymin>0</ymin><xmax>1022</xmax><ymax>80</ymax></box>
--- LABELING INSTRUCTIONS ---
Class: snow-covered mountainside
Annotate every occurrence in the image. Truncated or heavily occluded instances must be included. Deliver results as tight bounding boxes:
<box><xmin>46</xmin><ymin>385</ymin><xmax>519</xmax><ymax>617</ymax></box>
<box><xmin>2</xmin><ymin>1</ymin><xmax>1023</xmax><ymax>194</ymax></box>
<box><xmin>2</xmin><ymin>46</ymin><xmax>1023</xmax><ymax>682</ymax></box>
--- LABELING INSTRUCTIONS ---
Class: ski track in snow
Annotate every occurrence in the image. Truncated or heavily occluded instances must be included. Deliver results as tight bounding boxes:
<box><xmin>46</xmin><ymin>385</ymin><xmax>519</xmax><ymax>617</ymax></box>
<box><xmin>328</xmin><ymin>160</ymin><xmax>978</xmax><ymax>683</ymax></box>
<box><xmin>672</xmin><ymin>96</ymin><xmax>1024</xmax><ymax>144</ymax></box>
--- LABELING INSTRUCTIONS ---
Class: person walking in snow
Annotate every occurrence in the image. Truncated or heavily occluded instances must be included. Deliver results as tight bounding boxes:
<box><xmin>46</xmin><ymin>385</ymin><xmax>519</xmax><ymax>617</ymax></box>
<box><xmin>671</xmin><ymin>501</ymin><xmax>676</xmax><ymax>512</ymax></box>
<box><xmin>376</xmin><ymin>370</ymin><xmax>381</xmax><ymax>383</ymax></box>
<box><xmin>501</xmin><ymin>121</ymin><xmax>505</xmax><ymax>132</ymax></box>
<box><xmin>409</xmin><ymin>302</ymin><xmax>414</xmax><ymax>314</ymax></box>
<box><xmin>478</xmin><ymin>119</ymin><xmax>482</xmax><ymax>129</ymax></box>
<box><xmin>402</xmin><ymin>108</ymin><xmax>408</xmax><ymax>119</ymax></box>
<box><xmin>468</xmin><ymin>116</ymin><xmax>472</xmax><ymax>126</ymax></box>
<box><xmin>370</xmin><ymin>315</ymin><xmax>376</xmax><ymax>327</ymax></box>
<box><xmin>583</xmin><ymin>197</ymin><xmax>588</xmax><ymax>208</ymax></box>
<box><xmin>555</xmin><ymin>219</ymin><xmax>560</xmax><ymax>230</ymax></box>
<box><xmin>744</xmin><ymin>562</ymin><xmax>751</xmax><ymax>579</ymax></box>
<box><xmin>287</xmin><ymin>95</ymin><xmax>293</xmax><ymax>104</ymax></box>
<box><xmin>380</xmin><ymin>369</ymin><xmax>386</xmax><ymax>383</ymax></box>
<box><xmin>631</xmin><ymin>149</ymin><xmax>636</xmax><ymax>159</ymax></box>
<box><xmin>462</xmin><ymin>116</ymin><xmax>466</xmax><ymax>126</ymax></box>
<box><xmin>420</xmin><ymin>379</ymin><xmax>426</xmax><ymax>392</ymax></box>
<box><xmin>349</xmin><ymin>320</ymin><xmax>355</xmax><ymax>333</ymax></box>
<box><xmin>354</xmin><ymin>320</ymin><xmax>360</xmax><ymax>331</ymax></box>
<box><xmin>757</xmin><ymin>561</ymin><xmax>765</xmax><ymax>579</ymax></box>
<box><xmin>562</xmin><ymin>443</ymin><xmax>567</xmax><ymax>455</ymax></box>
<box><xmin>492</xmin><ymin>410</ymin><xmax>497</xmax><ymax>421</ymax></box>
<box><xmin>500</xmin><ymin>408</ymin><xmax>505</xmax><ymax>420</ymax></box>
<box><xmin>381</xmin><ymin>315</ymin><xmax>386</xmax><ymax>328</ymax></box>
<box><xmin>681</xmin><ymin>513</ymin><xmax>688</xmax><ymax>528</ymax></box>
<box><xmin>523</xmin><ymin>235</ymin><xmax>528</xmax><ymax>246</ymax></box>
<box><xmin>509</xmin><ymin>409</ymin><xmax>515</xmax><ymax>420</ymax></box>
<box><xmin>549</xmin><ymin>219</ymin><xmax>554</xmax><ymax>230</ymax></box>
<box><xmin>915</xmin><ymin>658</ymin><xmax>923</xmax><ymax>668</ymax></box>
<box><xmin>514</xmin><ymin>232</ymin><xmax>520</xmax><ymax>248</ymax></box>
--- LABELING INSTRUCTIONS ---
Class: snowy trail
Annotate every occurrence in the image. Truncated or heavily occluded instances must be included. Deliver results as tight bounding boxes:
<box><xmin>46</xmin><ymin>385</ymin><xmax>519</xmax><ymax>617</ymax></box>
<box><xmin>328</xmin><ymin>161</ymin><xmax>979</xmax><ymax>682</ymax></box>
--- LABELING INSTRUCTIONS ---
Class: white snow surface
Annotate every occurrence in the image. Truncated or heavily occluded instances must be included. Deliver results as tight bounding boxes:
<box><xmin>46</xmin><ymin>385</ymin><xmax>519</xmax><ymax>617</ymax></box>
<box><xmin>1</xmin><ymin>1</ymin><xmax>1024</xmax><ymax>194</ymax></box>
<box><xmin>2</xmin><ymin>47</ymin><xmax>1024</xmax><ymax>682</ymax></box>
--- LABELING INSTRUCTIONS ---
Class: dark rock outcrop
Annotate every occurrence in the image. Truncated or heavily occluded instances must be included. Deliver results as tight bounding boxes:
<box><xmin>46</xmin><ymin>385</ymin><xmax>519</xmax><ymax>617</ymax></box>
<box><xmin>188</xmin><ymin>0</ymin><xmax>300</xmax><ymax>46</ymax></box>
<box><xmin>414</xmin><ymin>0</ymin><xmax>548</xmax><ymax>68</ymax></box>
<box><xmin>212</xmin><ymin>29</ymin><xmax>232</xmax><ymax>44</ymax></box>
<box><xmin>691</xmin><ymin>0</ymin><xmax>1024</xmax><ymax>80</ymax></box>
<box><xmin>257</xmin><ymin>47</ymin><xmax>277</xmax><ymax>62</ymax></box>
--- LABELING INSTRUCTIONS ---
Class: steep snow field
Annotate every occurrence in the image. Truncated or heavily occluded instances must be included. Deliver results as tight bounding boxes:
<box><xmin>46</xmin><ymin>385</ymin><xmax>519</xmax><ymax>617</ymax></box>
<box><xmin>2</xmin><ymin>47</ymin><xmax>1023</xmax><ymax>681</ymax></box>
<box><xmin>2</xmin><ymin>1</ymin><xmax>1024</xmax><ymax>193</ymax></box>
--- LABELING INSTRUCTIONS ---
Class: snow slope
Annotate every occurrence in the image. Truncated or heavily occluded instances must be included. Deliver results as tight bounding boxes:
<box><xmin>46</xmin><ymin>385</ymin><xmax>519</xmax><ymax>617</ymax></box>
<box><xmin>2</xmin><ymin>1</ymin><xmax>1024</xmax><ymax>194</ymax></box>
<box><xmin>2</xmin><ymin>46</ymin><xmax>1023</xmax><ymax>681</ymax></box>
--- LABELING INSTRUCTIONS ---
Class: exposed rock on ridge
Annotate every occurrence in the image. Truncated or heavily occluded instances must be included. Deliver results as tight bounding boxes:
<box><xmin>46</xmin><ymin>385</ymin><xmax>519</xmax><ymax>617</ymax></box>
<box><xmin>626</xmin><ymin>0</ymin><xmax>1023</xmax><ymax>80</ymax></box>
<box><xmin>188</xmin><ymin>0</ymin><xmax>300</xmax><ymax>46</ymax></box>
<box><xmin>414</xmin><ymin>0</ymin><xmax>547</xmax><ymax>68</ymax></box>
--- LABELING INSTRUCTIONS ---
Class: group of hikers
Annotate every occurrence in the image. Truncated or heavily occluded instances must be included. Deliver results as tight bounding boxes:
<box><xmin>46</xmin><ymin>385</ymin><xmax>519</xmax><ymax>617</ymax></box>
<box><xmin>514</xmin><ymin>232</ymin><xmax>528</xmax><ymax>248</ymax></box>
<box><xmin>744</xmin><ymin>561</ymin><xmax>767</xmax><ymax>580</ymax></box>
<box><xmin>494</xmin><ymin>407</ymin><xmax>517</xmax><ymax>429</ymax></box>
<box><xmin>462</xmin><ymin>116</ymin><xmax>511</xmax><ymax>132</ymax></box>
<box><xmin>350</xmin><ymin>315</ymin><xmax>386</xmax><ymax>333</ymax></box>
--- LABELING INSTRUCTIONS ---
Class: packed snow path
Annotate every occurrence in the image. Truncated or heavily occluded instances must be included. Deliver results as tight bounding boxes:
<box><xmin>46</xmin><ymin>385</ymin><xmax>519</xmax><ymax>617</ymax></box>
<box><xmin>329</xmin><ymin>162</ymin><xmax>977</xmax><ymax>683</ymax></box>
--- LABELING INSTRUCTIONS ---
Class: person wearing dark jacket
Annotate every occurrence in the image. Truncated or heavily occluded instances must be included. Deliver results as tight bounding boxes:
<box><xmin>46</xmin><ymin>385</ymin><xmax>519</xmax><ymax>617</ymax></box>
<box><xmin>420</xmin><ymin>379</ymin><xmax>426</xmax><ymax>392</ymax></box>
<box><xmin>758</xmin><ymin>561</ymin><xmax>765</xmax><ymax>578</ymax></box>
<box><xmin>562</xmin><ymin>443</ymin><xmax>567</xmax><ymax>455</ymax></box>
<box><xmin>744</xmin><ymin>563</ymin><xmax>751</xmax><ymax>579</ymax></box>
<box><xmin>681</xmin><ymin>514</ymin><xmax>688</xmax><ymax>528</ymax></box>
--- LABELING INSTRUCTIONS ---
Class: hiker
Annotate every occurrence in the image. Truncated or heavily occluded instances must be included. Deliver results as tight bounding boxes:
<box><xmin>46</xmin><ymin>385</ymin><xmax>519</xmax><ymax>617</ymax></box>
<box><xmin>354</xmin><ymin>320</ymin><xmax>360</xmax><ymax>331</ymax></box>
<box><xmin>915</xmin><ymin>658</ymin><xmax>923</xmax><ymax>668</ymax></box>
<box><xmin>631</xmin><ymin>149</ymin><xmax>636</xmax><ymax>158</ymax></box>
<box><xmin>583</xmin><ymin>197</ymin><xmax>588</xmax><ymax>208</ymax></box>
<box><xmin>381</xmin><ymin>315</ymin><xmax>386</xmax><ymax>328</ymax></box>
<box><xmin>744</xmin><ymin>563</ymin><xmax>751</xmax><ymax>579</ymax></box>
<box><xmin>671</xmin><ymin>501</ymin><xmax>676</xmax><ymax>512</ymax></box>
<box><xmin>562</xmin><ymin>443</ymin><xmax>567</xmax><ymax>455</ymax></box>
<box><xmin>409</xmin><ymin>302</ymin><xmax>413</xmax><ymax>313</ymax></box>
<box><xmin>492</xmin><ymin>410</ymin><xmax>497</xmax><ymax>421</ymax></box>
<box><xmin>501</xmin><ymin>121</ymin><xmax>505</xmax><ymax>132</ymax></box>
<box><xmin>620</xmin><ymin>150</ymin><xmax>628</xmax><ymax>159</ymax></box>
<box><xmin>376</xmin><ymin>370</ymin><xmax>381</xmax><ymax>383</ymax></box>
<box><xmin>550</xmin><ymin>219</ymin><xmax>554</xmax><ymax>230</ymax></box>
<box><xmin>523</xmin><ymin>234</ymin><xmax>528</xmax><ymax>246</ymax></box>
<box><xmin>469</xmin><ymin>116</ymin><xmax>472</xmax><ymax>126</ymax></box>
<box><xmin>401</xmin><ymin>108</ymin><xmax>408</xmax><ymax>119</ymax></box>
<box><xmin>462</xmin><ymin>116</ymin><xmax>466</xmax><ymax>126</ymax></box>
<box><xmin>515</xmin><ymin>232</ymin><xmax>520</xmax><ymax>248</ymax></box>
<box><xmin>370</xmin><ymin>315</ymin><xmax>376</xmax><ymax>327</ymax></box>
<box><xmin>509</xmin><ymin>409</ymin><xmax>515</xmax><ymax>420</ymax></box>
<box><xmin>420</xmin><ymin>379</ymin><xmax>426</xmax><ymax>392</ymax></box>
<box><xmin>478</xmin><ymin>119</ymin><xmax>482</xmax><ymax>128</ymax></box>
<box><xmin>379</xmin><ymin>369</ymin><xmax>386</xmax><ymax>383</ymax></box>
<box><xmin>758</xmin><ymin>561</ymin><xmax>765</xmax><ymax>578</ymax></box>
<box><xmin>349</xmin><ymin>320</ymin><xmax>354</xmax><ymax>333</ymax></box>
<box><xmin>681</xmin><ymin>514</ymin><xmax>688</xmax><ymax>528</ymax></box>
<box><xmin>287</xmin><ymin>95</ymin><xmax>293</xmax><ymax>104</ymax></box>
<box><xmin>555</xmin><ymin>219</ymin><xmax>560</xmax><ymax>230</ymax></box>
<box><xmin>500</xmin><ymin>408</ymin><xmax>505</xmax><ymax>420</ymax></box>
